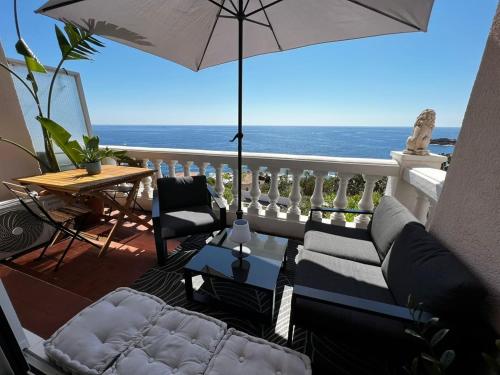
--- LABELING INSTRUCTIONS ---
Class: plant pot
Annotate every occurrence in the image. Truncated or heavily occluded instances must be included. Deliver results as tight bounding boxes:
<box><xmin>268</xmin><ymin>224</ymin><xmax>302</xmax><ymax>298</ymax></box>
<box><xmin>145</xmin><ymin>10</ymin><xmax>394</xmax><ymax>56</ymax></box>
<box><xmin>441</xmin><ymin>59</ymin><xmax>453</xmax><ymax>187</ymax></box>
<box><xmin>85</xmin><ymin>161</ymin><xmax>101</xmax><ymax>175</ymax></box>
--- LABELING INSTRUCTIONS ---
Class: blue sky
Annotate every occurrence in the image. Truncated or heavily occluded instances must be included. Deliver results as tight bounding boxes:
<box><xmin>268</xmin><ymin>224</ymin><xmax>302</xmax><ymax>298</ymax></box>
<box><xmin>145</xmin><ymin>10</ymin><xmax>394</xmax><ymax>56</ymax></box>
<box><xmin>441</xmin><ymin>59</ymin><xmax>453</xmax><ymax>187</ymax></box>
<box><xmin>0</xmin><ymin>1</ymin><xmax>497</xmax><ymax>127</ymax></box>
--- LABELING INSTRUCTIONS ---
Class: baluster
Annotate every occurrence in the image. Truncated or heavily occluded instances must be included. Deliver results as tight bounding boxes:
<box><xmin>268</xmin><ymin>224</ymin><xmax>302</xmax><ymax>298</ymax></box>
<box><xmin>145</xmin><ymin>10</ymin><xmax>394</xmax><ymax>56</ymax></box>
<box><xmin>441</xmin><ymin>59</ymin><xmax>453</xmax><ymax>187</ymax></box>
<box><xmin>287</xmin><ymin>169</ymin><xmax>302</xmax><ymax>221</ymax></box>
<box><xmin>153</xmin><ymin>159</ymin><xmax>163</xmax><ymax>189</ymax></box>
<box><xmin>414</xmin><ymin>189</ymin><xmax>431</xmax><ymax>224</ymax></box>
<box><xmin>183</xmin><ymin>161</ymin><xmax>193</xmax><ymax>177</ymax></box>
<box><xmin>247</xmin><ymin>165</ymin><xmax>262</xmax><ymax>215</ymax></box>
<box><xmin>139</xmin><ymin>159</ymin><xmax>153</xmax><ymax>200</ymax></box>
<box><xmin>229</xmin><ymin>165</ymin><xmax>239</xmax><ymax>211</ymax></box>
<box><xmin>199</xmin><ymin>162</ymin><xmax>209</xmax><ymax>176</ymax></box>
<box><xmin>355</xmin><ymin>174</ymin><xmax>380</xmax><ymax>228</ymax></box>
<box><xmin>265</xmin><ymin>168</ymin><xmax>280</xmax><ymax>217</ymax></box>
<box><xmin>331</xmin><ymin>173</ymin><xmax>353</xmax><ymax>225</ymax></box>
<box><xmin>310</xmin><ymin>170</ymin><xmax>327</xmax><ymax>221</ymax></box>
<box><xmin>214</xmin><ymin>163</ymin><xmax>227</xmax><ymax>206</ymax></box>
<box><xmin>167</xmin><ymin>160</ymin><xmax>177</xmax><ymax>177</ymax></box>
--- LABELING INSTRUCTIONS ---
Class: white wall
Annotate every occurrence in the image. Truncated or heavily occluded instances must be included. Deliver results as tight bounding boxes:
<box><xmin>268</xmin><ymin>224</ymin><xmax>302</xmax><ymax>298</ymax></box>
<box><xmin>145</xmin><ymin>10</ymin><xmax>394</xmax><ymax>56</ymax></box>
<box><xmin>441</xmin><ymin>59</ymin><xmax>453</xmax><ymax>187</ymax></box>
<box><xmin>0</xmin><ymin>42</ymin><xmax>40</xmax><ymax>201</ymax></box>
<box><xmin>429</xmin><ymin>4</ymin><xmax>500</xmax><ymax>331</ymax></box>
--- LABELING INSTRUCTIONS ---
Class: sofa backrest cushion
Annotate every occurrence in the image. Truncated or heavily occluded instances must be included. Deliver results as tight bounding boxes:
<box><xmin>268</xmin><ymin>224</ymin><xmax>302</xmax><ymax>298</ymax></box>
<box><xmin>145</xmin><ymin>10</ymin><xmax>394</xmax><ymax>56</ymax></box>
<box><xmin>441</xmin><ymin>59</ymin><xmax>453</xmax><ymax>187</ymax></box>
<box><xmin>157</xmin><ymin>176</ymin><xmax>209</xmax><ymax>211</ymax></box>
<box><xmin>370</xmin><ymin>196</ymin><xmax>421</xmax><ymax>261</ymax></box>
<box><xmin>384</xmin><ymin>222</ymin><xmax>487</xmax><ymax>317</ymax></box>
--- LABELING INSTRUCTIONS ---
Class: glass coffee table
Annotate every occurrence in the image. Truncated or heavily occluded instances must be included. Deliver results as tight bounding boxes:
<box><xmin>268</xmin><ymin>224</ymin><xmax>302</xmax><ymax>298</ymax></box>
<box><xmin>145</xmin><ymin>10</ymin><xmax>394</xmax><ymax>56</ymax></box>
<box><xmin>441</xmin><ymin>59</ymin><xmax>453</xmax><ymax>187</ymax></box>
<box><xmin>184</xmin><ymin>228</ymin><xmax>289</xmax><ymax>322</ymax></box>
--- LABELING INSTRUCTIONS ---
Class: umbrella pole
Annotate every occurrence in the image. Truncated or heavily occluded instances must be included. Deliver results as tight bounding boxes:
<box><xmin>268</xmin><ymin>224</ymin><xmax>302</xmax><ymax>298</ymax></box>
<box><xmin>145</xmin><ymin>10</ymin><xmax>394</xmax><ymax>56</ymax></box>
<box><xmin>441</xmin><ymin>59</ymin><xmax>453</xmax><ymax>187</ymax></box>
<box><xmin>236</xmin><ymin>0</ymin><xmax>244</xmax><ymax>220</ymax></box>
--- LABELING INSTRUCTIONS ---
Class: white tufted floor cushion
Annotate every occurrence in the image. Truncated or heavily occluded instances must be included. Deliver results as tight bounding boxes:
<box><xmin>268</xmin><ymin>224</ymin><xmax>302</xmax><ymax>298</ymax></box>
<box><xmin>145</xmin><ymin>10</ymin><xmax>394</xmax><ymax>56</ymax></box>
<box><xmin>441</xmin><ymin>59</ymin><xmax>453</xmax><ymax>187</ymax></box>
<box><xmin>44</xmin><ymin>288</ymin><xmax>310</xmax><ymax>375</ymax></box>
<box><xmin>205</xmin><ymin>329</ymin><xmax>312</xmax><ymax>375</ymax></box>
<box><xmin>44</xmin><ymin>288</ymin><xmax>165</xmax><ymax>375</ymax></box>
<box><xmin>103</xmin><ymin>305</ymin><xmax>227</xmax><ymax>375</ymax></box>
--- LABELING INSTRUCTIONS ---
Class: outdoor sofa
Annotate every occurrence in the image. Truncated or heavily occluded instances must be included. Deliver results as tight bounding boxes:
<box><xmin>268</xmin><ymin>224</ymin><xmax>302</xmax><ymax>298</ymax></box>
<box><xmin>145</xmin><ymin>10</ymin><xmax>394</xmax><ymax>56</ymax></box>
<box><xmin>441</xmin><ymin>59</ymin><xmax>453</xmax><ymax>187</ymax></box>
<box><xmin>289</xmin><ymin>196</ymin><xmax>487</xmax><ymax>344</ymax></box>
<box><xmin>43</xmin><ymin>288</ymin><xmax>311</xmax><ymax>375</ymax></box>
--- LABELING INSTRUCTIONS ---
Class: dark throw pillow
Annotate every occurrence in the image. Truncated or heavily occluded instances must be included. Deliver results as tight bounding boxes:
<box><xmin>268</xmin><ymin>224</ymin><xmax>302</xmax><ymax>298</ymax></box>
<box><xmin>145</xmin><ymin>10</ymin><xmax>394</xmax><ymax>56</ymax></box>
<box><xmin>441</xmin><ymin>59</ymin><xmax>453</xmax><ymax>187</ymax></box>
<box><xmin>157</xmin><ymin>176</ymin><xmax>209</xmax><ymax>211</ymax></box>
<box><xmin>385</xmin><ymin>222</ymin><xmax>487</xmax><ymax>317</ymax></box>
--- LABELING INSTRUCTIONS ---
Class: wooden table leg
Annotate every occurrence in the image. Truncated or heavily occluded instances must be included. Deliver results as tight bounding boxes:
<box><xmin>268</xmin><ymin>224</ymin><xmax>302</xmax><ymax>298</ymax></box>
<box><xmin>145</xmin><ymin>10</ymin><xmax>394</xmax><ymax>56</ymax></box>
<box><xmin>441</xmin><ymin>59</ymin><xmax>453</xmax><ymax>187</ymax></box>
<box><xmin>98</xmin><ymin>180</ymin><xmax>141</xmax><ymax>257</ymax></box>
<box><xmin>94</xmin><ymin>191</ymin><xmax>153</xmax><ymax>229</ymax></box>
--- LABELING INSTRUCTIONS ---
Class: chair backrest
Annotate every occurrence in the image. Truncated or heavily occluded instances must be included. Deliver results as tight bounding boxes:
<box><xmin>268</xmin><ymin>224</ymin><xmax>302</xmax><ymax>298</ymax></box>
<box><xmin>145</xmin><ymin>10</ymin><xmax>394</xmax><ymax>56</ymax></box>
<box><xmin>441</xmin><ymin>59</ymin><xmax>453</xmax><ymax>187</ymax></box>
<box><xmin>156</xmin><ymin>176</ymin><xmax>210</xmax><ymax>211</ymax></box>
<box><xmin>2</xmin><ymin>182</ymin><xmax>53</xmax><ymax>225</ymax></box>
<box><xmin>369</xmin><ymin>195</ymin><xmax>422</xmax><ymax>261</ymax></box>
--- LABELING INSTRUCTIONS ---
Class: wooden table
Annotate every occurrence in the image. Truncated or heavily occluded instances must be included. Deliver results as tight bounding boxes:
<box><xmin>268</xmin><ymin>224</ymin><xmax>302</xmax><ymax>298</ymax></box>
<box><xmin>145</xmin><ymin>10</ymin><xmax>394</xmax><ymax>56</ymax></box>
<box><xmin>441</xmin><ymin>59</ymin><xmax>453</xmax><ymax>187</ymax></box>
<box><xmin>16</xmin><ymin>165</ymin><xmax>155</xmax><ymax>256</ymax></box>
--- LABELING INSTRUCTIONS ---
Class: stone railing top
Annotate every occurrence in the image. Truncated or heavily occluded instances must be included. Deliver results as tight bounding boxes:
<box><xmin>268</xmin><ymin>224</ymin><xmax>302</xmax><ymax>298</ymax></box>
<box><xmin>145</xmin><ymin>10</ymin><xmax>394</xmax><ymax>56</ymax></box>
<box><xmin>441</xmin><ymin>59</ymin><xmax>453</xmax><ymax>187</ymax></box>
<box><xmin>403</xmin><ymin>167</ymin><xmax>446</xmax><ymax>202</ymax></box>
<box><xmin>102</xmin><ymin>145</ymin><xmax>400</xmax><ymax>176</ymax></box>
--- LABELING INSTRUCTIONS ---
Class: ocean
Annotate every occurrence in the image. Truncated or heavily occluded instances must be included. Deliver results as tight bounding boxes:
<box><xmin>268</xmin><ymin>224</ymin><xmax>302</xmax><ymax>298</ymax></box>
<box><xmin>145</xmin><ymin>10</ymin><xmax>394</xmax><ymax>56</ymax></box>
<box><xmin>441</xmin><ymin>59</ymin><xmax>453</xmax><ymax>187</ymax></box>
<box><xmin>94</xmin><ymin>125</ymin><xmax>459</xmax><ymax>159</ymax></box>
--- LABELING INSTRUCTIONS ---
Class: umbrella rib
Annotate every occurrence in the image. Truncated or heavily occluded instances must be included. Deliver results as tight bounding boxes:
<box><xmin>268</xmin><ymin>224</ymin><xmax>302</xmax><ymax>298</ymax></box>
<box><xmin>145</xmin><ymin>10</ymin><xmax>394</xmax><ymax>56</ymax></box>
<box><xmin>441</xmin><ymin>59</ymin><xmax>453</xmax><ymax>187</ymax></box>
<box><xmin>345</xmin><ymin>0</ymin><xmax>422</xmax><ymax>31</ymax></box>
<box><xmin>198</xmin><ymin>0</ymin><xmax>227</xmax><ymax>71</ymax></box>
<box><xmin>257</xmin><ymin>0</ymin><xmax>282</xmax><ymax>51</ymax></box>
<box><xmin>246</xmin><ymin>0</ymin><xmax>283</xmax><ymax>17</ymax></box>
<box><xmin>206</xmin><ymin>0</ymin><xmax>237</xmax><ymax>16</ymax></box>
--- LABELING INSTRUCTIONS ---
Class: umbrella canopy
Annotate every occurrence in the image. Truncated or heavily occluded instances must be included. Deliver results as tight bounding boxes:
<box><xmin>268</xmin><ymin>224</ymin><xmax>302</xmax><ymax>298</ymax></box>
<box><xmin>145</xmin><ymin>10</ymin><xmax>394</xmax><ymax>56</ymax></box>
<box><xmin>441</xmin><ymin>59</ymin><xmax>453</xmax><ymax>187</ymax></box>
<box><xmin>37</xmin><ymin>0</ymin><xmax>434</xmax><ymax>220</ymax></box>
<box><xmin>37</xmin><ymin>0</ymin><xmax>434</xmax><ymax>71</ymax></box>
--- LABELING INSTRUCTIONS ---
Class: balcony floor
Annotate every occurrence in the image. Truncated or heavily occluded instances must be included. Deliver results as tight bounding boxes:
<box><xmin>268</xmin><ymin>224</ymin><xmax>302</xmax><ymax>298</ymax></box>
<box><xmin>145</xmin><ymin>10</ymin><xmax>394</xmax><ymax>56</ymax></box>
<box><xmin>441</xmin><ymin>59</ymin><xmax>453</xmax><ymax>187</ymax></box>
<box><xmin>1</xmin><ymin>213</ymin><xmax>399</xmax><ymax>374</ymax></box>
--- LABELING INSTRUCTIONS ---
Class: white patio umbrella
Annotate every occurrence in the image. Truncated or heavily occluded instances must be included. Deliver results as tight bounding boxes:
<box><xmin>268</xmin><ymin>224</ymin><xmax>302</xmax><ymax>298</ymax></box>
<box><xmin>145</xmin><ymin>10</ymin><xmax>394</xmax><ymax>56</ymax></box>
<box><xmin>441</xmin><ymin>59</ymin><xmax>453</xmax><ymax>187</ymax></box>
<box><xmin>37</xmin><ymin>0</ymin><xmax>435</xmax><ymax>220</ymax></box>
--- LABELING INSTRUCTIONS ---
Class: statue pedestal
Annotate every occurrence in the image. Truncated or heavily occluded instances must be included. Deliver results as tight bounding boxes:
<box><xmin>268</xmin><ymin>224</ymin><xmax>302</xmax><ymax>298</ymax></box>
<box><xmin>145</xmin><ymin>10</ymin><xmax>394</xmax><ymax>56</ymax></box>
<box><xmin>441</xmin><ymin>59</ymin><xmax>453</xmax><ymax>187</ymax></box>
<box><xmin>391</xmin><ymin>151</ymin><xmax>447</xmax><ymax>170</ymax></box>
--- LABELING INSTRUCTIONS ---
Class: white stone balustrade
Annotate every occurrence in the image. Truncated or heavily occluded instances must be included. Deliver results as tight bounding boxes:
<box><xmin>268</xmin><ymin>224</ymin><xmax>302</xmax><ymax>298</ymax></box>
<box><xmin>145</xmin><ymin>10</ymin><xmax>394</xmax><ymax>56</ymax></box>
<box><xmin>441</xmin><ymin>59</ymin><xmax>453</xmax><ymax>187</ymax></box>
<box><xmin>287</xmin><ymin>170</ymin><xmax>302</xmax><ymax>221</ymax></box>
<box><xmin>229</xmin><ymin>165</ymin><xmax>239</xmax><ymax>211</ymax></box>
<box><xmin>265</xmin><ymin>168</ymin><xmax>280</xmax><ymax>218</ymax></box>
<box><xmin>402</xmin><ymin>167</ymin><xmax>446</xmax><ymax>225</ymax></box>
<box><xmin>331</xmin><ymin>173</ymin><xmax>353</xmax><ymax>226</ymax></box>
<box><xmin>101</xmin><ymin>145</ymin><xmax>445</xmax><ymax>238</ymax></box>
<box><xmin>310</xmin><ymin>171</ymin><xmax>327</xmax><ymax>222</ymax></box>
<box><xmin>247</xmin><ymin>165</ymin><xmax>262</xmax><ymax>215</ymax></box>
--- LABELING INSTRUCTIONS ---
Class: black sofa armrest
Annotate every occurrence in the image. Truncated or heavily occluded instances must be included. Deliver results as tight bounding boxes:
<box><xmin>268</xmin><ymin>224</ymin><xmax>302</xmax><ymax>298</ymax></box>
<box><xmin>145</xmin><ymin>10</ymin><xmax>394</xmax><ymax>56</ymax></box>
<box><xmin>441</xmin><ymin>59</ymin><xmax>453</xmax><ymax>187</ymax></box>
<box><xmin>207</xmin><ymin>185</ymin><xmax>226</xmax><ymax>209</ymax></box>
<box><xmin>309</xmin><ymin>207</ymin><xmax>373</xmax><ymax>220</ymax></box>
<box><xmin>207</xmin><ymin>185</ymin><xmax>227</xmax><ymax>228</ymax></box>
<box><xmin>293</xmin><ymin>285</ymin><xmax>431</xmax><ymax>323</ymax></box>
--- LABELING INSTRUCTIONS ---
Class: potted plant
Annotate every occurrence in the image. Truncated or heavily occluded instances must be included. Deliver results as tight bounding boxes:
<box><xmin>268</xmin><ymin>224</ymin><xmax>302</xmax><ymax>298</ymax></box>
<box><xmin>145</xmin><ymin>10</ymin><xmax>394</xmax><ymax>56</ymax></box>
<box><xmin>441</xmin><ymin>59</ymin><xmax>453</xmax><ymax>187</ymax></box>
<box><xmin>76</xmin><ymin>135</ymin><xmax>108</xmax><ymax>175</ymax></box>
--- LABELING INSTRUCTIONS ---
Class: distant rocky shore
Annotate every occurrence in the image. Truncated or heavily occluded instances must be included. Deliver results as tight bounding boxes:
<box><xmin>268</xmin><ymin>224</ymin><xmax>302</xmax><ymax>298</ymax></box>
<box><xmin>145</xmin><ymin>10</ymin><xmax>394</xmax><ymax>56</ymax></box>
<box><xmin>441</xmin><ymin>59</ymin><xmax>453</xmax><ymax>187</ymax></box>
<box><xmin>431</xmin><ymin>137</ymin><xmax>456</xmax><ymax>146</ymax></box>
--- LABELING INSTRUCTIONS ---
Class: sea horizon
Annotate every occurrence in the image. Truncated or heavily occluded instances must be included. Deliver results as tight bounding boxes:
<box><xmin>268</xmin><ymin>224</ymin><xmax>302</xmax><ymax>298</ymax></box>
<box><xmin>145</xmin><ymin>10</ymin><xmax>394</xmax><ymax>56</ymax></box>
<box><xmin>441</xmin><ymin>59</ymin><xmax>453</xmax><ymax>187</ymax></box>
<box><xmin>93</xmin><ymin>124</ymin><xmax>460</xmax><ymax>160</ymax></box>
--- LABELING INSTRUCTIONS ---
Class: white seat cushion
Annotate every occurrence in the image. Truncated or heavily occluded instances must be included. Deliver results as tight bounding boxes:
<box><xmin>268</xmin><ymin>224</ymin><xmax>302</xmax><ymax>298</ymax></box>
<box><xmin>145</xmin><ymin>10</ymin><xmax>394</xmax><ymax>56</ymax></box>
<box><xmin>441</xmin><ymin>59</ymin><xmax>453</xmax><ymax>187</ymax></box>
<box><xmin>45</xmin><ymin>288</ymin><xmax>165</xmax><ymax>375</ymax></box>
<box><xmin>103</xmin><ymin>306</ymin><xmax>227</xmax><ymax>375</ymax></box>
<box><xmin>205</xmin><ymin>329</ymin><xmax>312</xmax><ymax>375</ymax></box>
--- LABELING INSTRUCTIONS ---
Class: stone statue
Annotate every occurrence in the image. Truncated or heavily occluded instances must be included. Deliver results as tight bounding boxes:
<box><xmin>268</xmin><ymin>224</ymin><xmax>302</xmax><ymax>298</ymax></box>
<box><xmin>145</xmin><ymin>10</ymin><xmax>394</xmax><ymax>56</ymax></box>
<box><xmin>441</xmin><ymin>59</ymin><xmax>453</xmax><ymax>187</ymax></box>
<box><xmin>404</xmin><ymin>109</ymin><xmax>436</xmax><ymax>156</ymax></box>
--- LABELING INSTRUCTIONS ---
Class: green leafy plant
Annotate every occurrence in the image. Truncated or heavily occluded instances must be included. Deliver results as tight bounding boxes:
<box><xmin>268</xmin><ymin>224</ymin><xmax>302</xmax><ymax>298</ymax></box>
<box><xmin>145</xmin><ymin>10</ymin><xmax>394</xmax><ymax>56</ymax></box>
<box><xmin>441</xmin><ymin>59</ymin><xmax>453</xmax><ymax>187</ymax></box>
<box><xmin>75</xmin><ymin>135</ymin><xmax>125</xmax><ymax>165</ymax></box>
<box><xmin>404</xmin><ymin>296</ymin><xmax>456</xmax><ymax>375</ymax></box>
<box><xmin>0</xmin><ymin>0</ymin><xmax>105</xmax><ymax>172</ymax></box>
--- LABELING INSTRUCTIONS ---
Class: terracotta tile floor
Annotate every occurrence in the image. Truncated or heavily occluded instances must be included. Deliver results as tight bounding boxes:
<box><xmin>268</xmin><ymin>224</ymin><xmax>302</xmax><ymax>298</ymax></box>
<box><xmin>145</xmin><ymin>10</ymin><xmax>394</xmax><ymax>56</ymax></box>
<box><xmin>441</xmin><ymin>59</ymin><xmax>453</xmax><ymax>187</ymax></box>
<box><xmin>1</xmin><ymin>214</ymin><xmax>181</xmax><ymax>338</ymax></box>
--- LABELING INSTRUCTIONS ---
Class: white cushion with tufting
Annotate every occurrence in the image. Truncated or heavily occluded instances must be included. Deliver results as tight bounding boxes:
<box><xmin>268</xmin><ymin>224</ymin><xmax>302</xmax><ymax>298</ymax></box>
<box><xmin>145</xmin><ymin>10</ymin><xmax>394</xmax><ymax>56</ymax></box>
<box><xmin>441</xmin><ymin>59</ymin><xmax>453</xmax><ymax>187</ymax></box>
<box><xmin>205</xmin><ymin>329</ymin><xmax>312</xmax><ymax>375</ymax></box>
<box><xmin>103</xmin><ymin>305</ymin><xmax>227</xmax><ymax>375</ymax></box>
<box><xmin>44</xmin><ymin>288</ymin><xmax>165</xmax><ymax>375</ymax></box>
<box><xmin>44</xmin><ymin>288</ymin><xmax>310</xmax><ymax>375</ymax></box>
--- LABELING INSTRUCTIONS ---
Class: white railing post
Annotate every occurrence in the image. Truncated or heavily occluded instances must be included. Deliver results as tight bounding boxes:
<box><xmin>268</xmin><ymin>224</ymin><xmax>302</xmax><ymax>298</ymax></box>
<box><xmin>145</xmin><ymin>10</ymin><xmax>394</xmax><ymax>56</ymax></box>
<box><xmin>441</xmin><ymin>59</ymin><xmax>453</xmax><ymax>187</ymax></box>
<box><xmin>167</xmin><ymin>160</ymin><xmax>177</xmax><ymax>177</ymax></box>
<box><xmin>229</xmin><ymin>164</ymin><xmax>238</xmax><ymax>211</ymax></box>
<box><xmin>310</xmin><ymin>170</ymin><xmax>327</xmax><ymax>221</ymax></box>
<box><xmin>247</xmin><ymin>165</ymin><xmax>262</xmax><ymax>215</ymax></box>
<box><xmin>265</xmin><ymin>168</ymin><xmax>280</xmax><ymax>217</ymax></box>
<box><xmin>287</xmin><ymin>169</ymin><xmax>302</xmax><ymax>221</ymax></box>
<box><xmin>199</xmin><ymin>162</ymin><xmax>209</xmax><ymax>176</ymax></box>
<box><xmin>139</xmin><ymin>159</ymin><xmax>153</xmax><ymax>200</ymax></box>
<box><xmin>214</xmin><ymin>163</ymin><xmax>227</xmax><ymax>207</ymax></box>
<box><xmin>183</xmin><ymin>161</ymin><xmax>193</xmax><ymax>177</ymax></box>
<box><xmin>331</xmin><ymin>173</ymin><xmax>353</xmax><ymax>226</ymax></box>
<box><xmin>355</xmin><ymin>174</ymin><xmax>380</xmax><ymax>228</ymax></box>
<box><xmin>153</xmin><ymin>159</ymin><xmax>163</xmax><ymax>188</ymax></box>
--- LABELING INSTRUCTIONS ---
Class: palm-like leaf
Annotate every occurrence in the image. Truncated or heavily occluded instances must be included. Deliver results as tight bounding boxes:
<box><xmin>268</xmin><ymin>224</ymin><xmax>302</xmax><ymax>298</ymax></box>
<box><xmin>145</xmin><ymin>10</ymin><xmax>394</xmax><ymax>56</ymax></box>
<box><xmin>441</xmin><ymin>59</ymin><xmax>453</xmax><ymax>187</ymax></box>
<box><xmin>37</xmin><ymin>117</ymin><xmax>83</xmax><ymax>167</ymax></box>
<box><xmin>55</xmin><ymin>23</ymin><xmax>105</xmax><ymax>61</ymax></box>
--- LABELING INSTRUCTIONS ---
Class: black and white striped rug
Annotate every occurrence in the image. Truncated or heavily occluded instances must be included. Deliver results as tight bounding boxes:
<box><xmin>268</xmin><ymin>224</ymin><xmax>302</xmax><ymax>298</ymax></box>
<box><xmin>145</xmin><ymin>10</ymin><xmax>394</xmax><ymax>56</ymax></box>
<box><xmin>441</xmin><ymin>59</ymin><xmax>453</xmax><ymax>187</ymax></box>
<box><xmin>131</xmin><ymin>234</ymin><xmax>393</xmax><ymax>374</ymax></box>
